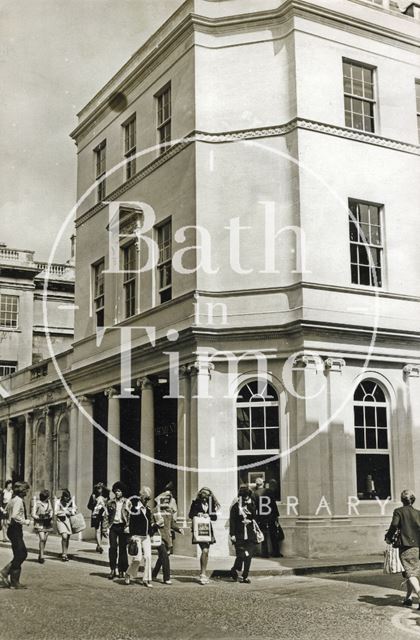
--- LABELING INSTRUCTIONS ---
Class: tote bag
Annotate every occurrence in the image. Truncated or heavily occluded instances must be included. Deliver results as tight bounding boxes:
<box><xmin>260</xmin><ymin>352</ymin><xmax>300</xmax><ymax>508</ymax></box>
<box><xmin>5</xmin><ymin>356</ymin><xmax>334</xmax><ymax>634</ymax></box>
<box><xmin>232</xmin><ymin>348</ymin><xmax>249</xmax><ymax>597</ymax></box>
<box><xmin>193</xmin><ymin>516</ymin><xmax>212</xmax><ymax>543</ymax></box>
<box><xmin>383</xmin><ymin>543</ymin><xmax>403</xmax><ymax>574</ymax></box>
<box><xmin>69</xmin><ymin>512</ymin><xmax>86</xmax><ymax>534</ymax></box>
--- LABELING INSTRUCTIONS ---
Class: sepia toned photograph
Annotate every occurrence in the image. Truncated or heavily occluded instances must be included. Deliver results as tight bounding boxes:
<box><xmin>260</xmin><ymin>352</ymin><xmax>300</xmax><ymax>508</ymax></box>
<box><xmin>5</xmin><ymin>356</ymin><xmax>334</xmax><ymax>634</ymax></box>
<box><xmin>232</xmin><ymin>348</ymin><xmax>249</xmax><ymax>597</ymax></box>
<box><xmin>0</xmin><ymin>0</ymin><xmax>419</xmax><ymax>638</ymax></box>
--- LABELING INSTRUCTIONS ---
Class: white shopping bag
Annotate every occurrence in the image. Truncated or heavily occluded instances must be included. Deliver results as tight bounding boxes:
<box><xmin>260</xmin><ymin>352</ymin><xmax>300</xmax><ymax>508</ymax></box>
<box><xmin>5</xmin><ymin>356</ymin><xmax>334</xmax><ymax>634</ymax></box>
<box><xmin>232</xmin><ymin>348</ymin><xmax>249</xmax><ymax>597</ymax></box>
<box><xmin>383</xmin><ymin>543</ymin><xmax>403</xmax><ymax>574</ymax></box>
<box><xmin>193</xmin><ymin>516</ymin><xmax>212</xmax><ymax>543</ymax></box>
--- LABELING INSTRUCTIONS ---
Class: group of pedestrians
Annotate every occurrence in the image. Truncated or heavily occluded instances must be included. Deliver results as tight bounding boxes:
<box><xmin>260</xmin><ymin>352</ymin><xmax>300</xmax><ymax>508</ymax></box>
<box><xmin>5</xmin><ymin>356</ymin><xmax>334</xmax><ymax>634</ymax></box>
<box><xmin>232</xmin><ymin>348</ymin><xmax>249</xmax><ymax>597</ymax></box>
<box><xmin>0</xmin><ymin>477</ymin><xmax>284</xmax><ymax>589</ymax></box>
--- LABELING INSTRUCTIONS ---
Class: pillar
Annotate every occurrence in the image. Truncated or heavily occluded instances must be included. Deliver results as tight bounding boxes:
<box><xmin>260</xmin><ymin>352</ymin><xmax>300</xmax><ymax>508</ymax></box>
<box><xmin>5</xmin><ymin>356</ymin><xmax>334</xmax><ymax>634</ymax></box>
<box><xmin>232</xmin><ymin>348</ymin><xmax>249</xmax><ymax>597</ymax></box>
<box><xmin>139</xmin><ymin>377</ymin><xmax>154</xmax><ymax>495</ymax></box>
<box><xmin>177</xmin><ymin>366</ymin><xmax>191</xmax><ymax>525</ymax></box>
<box><xmin>75</xmin><ymin>396</ymin><xmax>94</xmax><ymax>519</ymax></box>
<box><xmin>24</xmin><ymin>412</ymin><xmax>33</xmax><ymax>487</ymax></box>
<box><xmin>44</xmin><ymin>407</ymin><xmax>54</xmax><ymax>493</ymax></box>
<box><xmin>324</xmin><ymin>358</ymin><xmax>349</xmax><ymax>517</ymax></box>
<box><xmin>403</xmin><ymin>365</ymin><xmax>420</xmax><ymax>498</ymax></box>
<box><xmin>67</xmin><ymin>400</ymin><xmax>78</xmax><ymax>496</ymax></box>
<box><xmin>105</xmin><ymin>387</ymin><xmax>120</xmax><ymax>487</ymax></box>
<box><xmin>6</xmin><ymin>419</ymin><xmax>16</xmax><ymax>480</ymax></box>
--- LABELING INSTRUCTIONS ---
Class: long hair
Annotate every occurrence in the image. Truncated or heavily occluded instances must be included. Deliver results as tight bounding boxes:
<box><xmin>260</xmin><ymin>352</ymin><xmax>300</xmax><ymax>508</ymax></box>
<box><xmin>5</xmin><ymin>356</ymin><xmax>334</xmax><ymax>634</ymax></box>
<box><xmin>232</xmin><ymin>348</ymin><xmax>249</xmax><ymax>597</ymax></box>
<box><xmin>196</xmin><ymin>487</ymin><xmax>220</xmax><ymax>511</ymax></box>
<box><xmin>60</xmin><ymin>489</ymin><xmax>72</xmax><ymax>504</ymax></box>
<box><xmin>93</xmin><ymin>482</ymin><xmax>109</xmax><ymax>499</ymax></box>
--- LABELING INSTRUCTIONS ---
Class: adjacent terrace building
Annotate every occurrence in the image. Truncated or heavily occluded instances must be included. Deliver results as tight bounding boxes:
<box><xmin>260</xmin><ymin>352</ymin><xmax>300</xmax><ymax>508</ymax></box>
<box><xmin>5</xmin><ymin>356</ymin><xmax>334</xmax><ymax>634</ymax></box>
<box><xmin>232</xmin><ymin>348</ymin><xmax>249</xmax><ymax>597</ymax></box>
<box><xmin>0</xmin><ymin>0</ymin><xmax>419</xmax><ymax>558</ymax></box>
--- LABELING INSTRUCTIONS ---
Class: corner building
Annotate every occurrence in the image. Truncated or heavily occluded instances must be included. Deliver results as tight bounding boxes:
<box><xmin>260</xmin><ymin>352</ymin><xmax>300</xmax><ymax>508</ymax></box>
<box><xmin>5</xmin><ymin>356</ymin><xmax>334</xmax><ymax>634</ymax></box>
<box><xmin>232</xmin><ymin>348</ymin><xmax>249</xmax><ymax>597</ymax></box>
<box><xmin>1</xmin><ymin>0</ymin><xmax>420</xmax><ymax>558</ymax></box>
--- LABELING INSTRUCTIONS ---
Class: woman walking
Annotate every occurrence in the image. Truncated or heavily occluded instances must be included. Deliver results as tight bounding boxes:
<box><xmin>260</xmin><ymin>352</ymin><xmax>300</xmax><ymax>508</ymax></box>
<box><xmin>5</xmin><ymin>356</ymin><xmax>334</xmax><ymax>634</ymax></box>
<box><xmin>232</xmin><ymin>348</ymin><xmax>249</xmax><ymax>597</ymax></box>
<box><xmin>385</xmin><ymin>489</ymin><xmax>420</xmax><ymax>608</ymax></box>
<box><xmin>0</xmin><ymin>480</ymin><xmax>13</xmax><ymax>542</ymax></box>
<box><xmin>32</xmin><ymin>490</ymin><xmax>53</xmax><ymax>564</ymax></box>
<box><xmin>229</xmin><ymin>485</ymin><xmax>259</xmax><ymax>584</ymax></box>
<box><xmin>188</xmin><ymin>487</ymin><xmax>219</xmax><ymax>585</ymax></box>
<box><xmin>152</xmin><ymin>494</ymin><xmax>183</xmax><ymax>584</ymax></box>
<box><xmin>55</xmin><ymin>489</ymin><xmax>77</xmax><ymax>562</ymax></box>
<box><xmin>107</xmin><ymin>482</ymin><xmax>129</xmax><ymax>580</ymax></box>
<box><xmin>125</xmin><ymin>487</ymin><xmax>153</xmax><ymax>587</ymax></box>
<box><xmin>87</xmin><ymin>482</ymin><xmax>109</xmax><ymax>554</ymax></box>
<box><xmin>0</xmin><ymin>481</ymin><xmax>31</xmax><ymax>589</ymax></box>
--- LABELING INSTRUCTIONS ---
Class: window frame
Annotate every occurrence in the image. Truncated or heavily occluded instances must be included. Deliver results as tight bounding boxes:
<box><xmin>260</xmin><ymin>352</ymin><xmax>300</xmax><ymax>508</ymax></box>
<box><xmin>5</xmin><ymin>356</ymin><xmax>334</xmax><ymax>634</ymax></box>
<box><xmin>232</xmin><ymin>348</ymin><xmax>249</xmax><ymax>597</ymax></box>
<box><xmin>342</xmin><ymin>59</ymin><xmax>376</xmax><ymax>133</ymax></box>
<box><xmin>92</xmin><ymin>258</ymin><xmax>105</xmax><ymax>328</ymax></box>
<box><xmin>94</xmin><ymin>140</ymin><xmax>106</xmax><ymax>202</ymax></box>
<box><xmin>353</xmin><ymin>380</ymin><xmax>392</xmax><ymax>501</ymax></box>
<box><xmin>156</xmin><ymin>83</ymin><xmax>171</xmax><ymax>155</ymax></box>
<box><xmin>121</xmin><ymin>241</ymin><xmax>137</xmax><ymax>318</ymax></box>
<box><xmin>0</xmin><ymin>294</ymin><xmax>19</xmax><ymax>329</ymax></box>
<box><xmin>348</xmin><ymin>198</ymin><xmax>384</xmax><ymax>288</ymax></box>
<box><xmin>236</xmin><ymin>380</ymin><xmax>280</xmax><ymax>454</ymax></box>
<box><xmin>123</xmin><ymin>114</ymin><xmax>137</xmax><ymax>180</ymax></box>
<box><xmin>0</xmin><ymin>361</ymin><xmax>17</xmax><ymax>377</ymax></box>
<box><xmin>156</xmin><ymin>218</ymin><xmax>172</xmax><ymax>304</ymax></box>
<box><xmin>415</xmin><ymin>80</ymin><xmax>420</xmax><ymax>143</ymax></box>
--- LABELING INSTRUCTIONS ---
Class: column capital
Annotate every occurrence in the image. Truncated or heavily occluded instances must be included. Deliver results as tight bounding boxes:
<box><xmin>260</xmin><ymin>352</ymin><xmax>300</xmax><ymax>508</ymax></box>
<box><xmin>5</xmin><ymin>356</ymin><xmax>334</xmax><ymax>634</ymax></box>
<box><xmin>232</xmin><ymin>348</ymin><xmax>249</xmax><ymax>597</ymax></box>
<box><xmin>104</xmin><ymin>387</ymin><xmax>118</xmax><ymax>399</ymax></box>
<box><xmin>179</xmin><ymin>365</ymin><xmax>190</xmax><ymax>379</ymax></box>
<box><xmin>136</xmin><ymin>377</ymin><xmax>154</xmax><ymax>391</ymax></box>
<box><xmin>187</xmin><ymin>361</ymin><xmax>215</xmax><ymax>377</ymax></box>
<box><xmin>324</xmin><ymin>357</ymin><xmax>346</xmax><ymax>373</ymax></box>
<box><xmin>403</xmin><ymin>364</ymin><xmax>420</xmax><ymax>379</ymax></box>
<box><xmin>75</xmin><ymin>395</ymin><xmax>94</xmax><ymax>407</ymax></box>
<box><xmin>25</xmin><ymin>411</ymin><xmax>34</xmax><ymax>423</ymax></box>
<box><xmin>41</xmin><ymin>406</ymin><xmax>53</xmax><ymax>418</ymax></box>
<box><xmin>293</xmin><ymin>354</ymin><xmax>323</xmax><ymax>371</ymax></box>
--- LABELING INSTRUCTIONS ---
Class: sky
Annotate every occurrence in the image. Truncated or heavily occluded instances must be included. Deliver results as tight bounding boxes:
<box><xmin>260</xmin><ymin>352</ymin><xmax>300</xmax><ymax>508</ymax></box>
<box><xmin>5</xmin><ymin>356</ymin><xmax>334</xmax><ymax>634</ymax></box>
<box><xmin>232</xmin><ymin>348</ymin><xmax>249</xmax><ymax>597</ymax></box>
<box><xmin>0</xmin><ymin>0</ymin><xmax>184</xmax><ymax>262</ymax></box>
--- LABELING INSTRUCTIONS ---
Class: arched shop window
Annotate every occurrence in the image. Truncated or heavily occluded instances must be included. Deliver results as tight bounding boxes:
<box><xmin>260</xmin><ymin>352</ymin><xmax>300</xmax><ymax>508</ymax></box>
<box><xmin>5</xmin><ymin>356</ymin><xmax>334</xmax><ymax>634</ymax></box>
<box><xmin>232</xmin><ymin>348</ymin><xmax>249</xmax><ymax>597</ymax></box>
<box><xmin>354</xmin><ymin>380</ymin><xmax>391</xmax><ymax>500</ymax></box>
<box><xmin>236</xmin><ymin>380</ymin><xmax>280</xmax><ymax>499</ymax></box>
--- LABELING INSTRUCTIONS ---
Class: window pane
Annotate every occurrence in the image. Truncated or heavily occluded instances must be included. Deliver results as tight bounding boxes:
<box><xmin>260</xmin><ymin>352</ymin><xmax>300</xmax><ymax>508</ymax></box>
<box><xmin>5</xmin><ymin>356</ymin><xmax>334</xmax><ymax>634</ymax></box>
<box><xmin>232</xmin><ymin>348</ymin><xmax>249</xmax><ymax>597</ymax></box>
<box><xmin>363</xmin><ymin>381</ymin><xmax>376</xmax><ymax>396</ymax></box>
<box><xmin>354</xmin><ymin>405</ymin><xmax>363</xmax><ymax>426</ymax></box>
<box><xmin>251</xmin><ymin>407</ymin><xmax>264</xmax><ymax>428</ymax></box>
<box><xmin>265</xmin><ymin>406</ymin><xmax>278</xmax><ymax>427</ymax></box>
<box><xmin>356</xmin><ymin>453</ymin><xmax>390</xmax><ymax>500</ymax></box>
<box><xmin>354</xmin><ymin>384</ymin><xmax>365</xmax><ymax>401</ymax></box>
<box><xmin>364</xmin><ymin>406</ymin><xmax>376</xmax><ymax>426</ymax></box>
<box><xmin>251</xmin><ymin>429</ymin><xmax>265</xmax><ymax>449</ymax></box>
<box><xmin>378</xmin><ymin>430</ymin><xmax>388</xmax><ymax>449</ymax></box>
<box><xmin>355</xmin><ymin>428</ymin><xmax>365</xmax><ymax>449</ymax></box>
<box><xmin>359</xmin><ymin>266</ymin><xmax>370</xmax><ymax>285</ymax></box>
<box><xmin>237</xmin><ymin>407</ymin><xmax>250</xmax><ymax>429</ymax></box>
<box><xmin>366</xmin><ymin>428</ymin><xmax>377</xmax><ymax>448</ymax></box>
<box><xmin>266</xmin><ymin>428</ymin><xmax>280</xmax><ymax>449</ymax></box>
<box><xmin>376</xmin><ymin>406</ymin><xmax>387</xmax><ymax>427</ymax></box>
<box><xmin>237</xmin><ymin>430</ymin><xmax>250</xmax><ymax>450</ymax></box>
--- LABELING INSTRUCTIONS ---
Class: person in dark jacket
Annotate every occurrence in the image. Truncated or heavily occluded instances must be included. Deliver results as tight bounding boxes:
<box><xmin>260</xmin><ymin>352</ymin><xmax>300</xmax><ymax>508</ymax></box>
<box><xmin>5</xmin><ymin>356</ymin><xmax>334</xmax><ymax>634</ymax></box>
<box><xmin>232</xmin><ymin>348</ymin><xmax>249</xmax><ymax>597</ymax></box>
<box><xmin>230</xmin><ymin>486</ymin><xmax>258</xmax><ymax>584</ymax></box>
<box><xmin>152</xmin><ymin>498</ymin><xmax>184</xmax><ymax>585</ymax></box>
<box><xmin>107</xmin><ymin>482</ymin><xmax>129</xmax><ymax>580</ymax></box>
<box><xmin>87</xmin><ymin>482</ymin><xmax>109</xmax><ymax>554</ymax></box>
<box><xmin>385</xmin><ymin>489</ymin><xmax>420</xmax><ymax>608</ymax></box>
<box><xmin>125</xmin><ymin>486</ymin><xmax>153</xmax><ymax>587</ymax></box>
<box><xmin>0</xmin><ymin>481</ymin><xmax>31</xmax><ymax>589</ymax></box>
<box><xmin>255</xmin><ymin>479</ymin><xmax>282</xmax><ymax>558</ymax></box>
<box><xmin>189</xmin><ymin>487</ymin><xmax>220</xmax><ymax>585</ymax></box>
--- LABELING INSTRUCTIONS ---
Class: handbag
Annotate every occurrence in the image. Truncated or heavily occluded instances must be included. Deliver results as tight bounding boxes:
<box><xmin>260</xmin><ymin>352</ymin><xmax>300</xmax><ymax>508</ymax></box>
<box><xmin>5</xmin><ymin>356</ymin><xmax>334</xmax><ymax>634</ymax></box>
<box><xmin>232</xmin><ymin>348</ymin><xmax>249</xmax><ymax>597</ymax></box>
<box><xmin>127</xmin><ymin>538</ymin><xmax>139</xmax><ymax>556</ymax></box>
<box><xmin>193</xmin><ymin>516</ymin><xmax>212</xmax><ymax>543</ymax></box>
<box><xmin>276</xmin><ymin>524</ymin><xmax>285</xmax><ymax>542</ymax></box>
<box><xmin>392</xmin><ymin>529</ymin><xmax>402</xmax><ymax>549</ymax></box>
<box><xmin>151</xmin><ymin>533</ymin><xmax>162</xmax><ymax>548</ymax></box>
<box><xmin>253</xmin><ymin>520</ymin><xmax>265</xmax><ymax>544</ymax></box>
<box><xmin>69</xmin><ymin>512</ymin><xmax>86</xmax><ymax>534</ymax></box>
<box><xmin>384</xmin><ymin>543</ymin><xmax>403</xmax><ymax>574</ymax></box>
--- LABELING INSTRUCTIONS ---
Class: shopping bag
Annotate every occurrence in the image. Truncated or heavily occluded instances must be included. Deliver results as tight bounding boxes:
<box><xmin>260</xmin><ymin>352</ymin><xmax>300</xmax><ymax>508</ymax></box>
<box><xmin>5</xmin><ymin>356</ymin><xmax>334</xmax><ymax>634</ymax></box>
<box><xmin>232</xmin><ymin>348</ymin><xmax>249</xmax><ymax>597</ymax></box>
<box><xmin>383</xmin><ymin>543</ymin><xmax>403</xmax><ymax>574</ymax></box>
<box><xmin>151</xmin><ymin>533</ymin><xmax>162</xmax><ymax>548</ymax></box>
<box><xmin>69</xmin><ymin>512</ymin><xmax>86</xmax><ymax>534</ymax></box>
<box><xmin>253</xmin><ymin>520</ymin><xmax>265</xmax><ymax>544</ymax></box>
<box><xmin>193</xmin><ymin>516</ymin><xmax>212</xmax><ymax>543</ymax></box>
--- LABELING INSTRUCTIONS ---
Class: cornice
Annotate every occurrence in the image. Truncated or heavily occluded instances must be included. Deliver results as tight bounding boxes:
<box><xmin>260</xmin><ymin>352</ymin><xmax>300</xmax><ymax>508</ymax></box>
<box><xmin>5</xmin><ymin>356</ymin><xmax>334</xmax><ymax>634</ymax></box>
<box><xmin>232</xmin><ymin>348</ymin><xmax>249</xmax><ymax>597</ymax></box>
<box><xmin>75</xmin><ymin>118</ymin><xmax>419</xmax><ymax>229</ymax></box>
<box><xmin>71</xmin><ymin>0</ymin><xmax>418</xmax><ymax>143</ymax></box>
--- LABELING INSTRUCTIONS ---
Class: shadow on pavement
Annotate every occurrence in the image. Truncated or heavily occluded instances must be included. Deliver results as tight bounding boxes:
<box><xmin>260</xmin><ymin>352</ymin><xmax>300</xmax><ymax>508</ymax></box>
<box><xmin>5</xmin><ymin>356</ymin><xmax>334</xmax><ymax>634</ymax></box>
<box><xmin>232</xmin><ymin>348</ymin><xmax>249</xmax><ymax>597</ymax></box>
<box><xmin>358</xmin><ymin>593</ymin><xmax>404</xmax><ymax>607</ymax></box>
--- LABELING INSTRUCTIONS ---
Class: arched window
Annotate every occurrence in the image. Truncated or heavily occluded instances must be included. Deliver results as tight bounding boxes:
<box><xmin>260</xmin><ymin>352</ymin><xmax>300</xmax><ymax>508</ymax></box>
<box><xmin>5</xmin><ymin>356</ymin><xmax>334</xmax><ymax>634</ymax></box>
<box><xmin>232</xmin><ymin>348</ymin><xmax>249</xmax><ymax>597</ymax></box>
<box><xmin>237</xmin><ymin>380</ymin><xmax>279</xmax><ymax>451</ymax></box>
<box><xmin>354</xmin><ymin>380</ymin><xmax>390</xmax><ymax>500</ymax></box>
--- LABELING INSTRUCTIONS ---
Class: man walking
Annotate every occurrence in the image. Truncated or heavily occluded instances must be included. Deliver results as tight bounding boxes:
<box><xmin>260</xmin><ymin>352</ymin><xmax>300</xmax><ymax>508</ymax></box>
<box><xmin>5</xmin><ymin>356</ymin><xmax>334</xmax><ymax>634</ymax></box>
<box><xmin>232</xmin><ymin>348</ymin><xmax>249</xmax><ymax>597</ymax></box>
<box><xmin>0</xmin><ymin>481</ymin><xmax>31</xmax><ymax>589</ymax></box>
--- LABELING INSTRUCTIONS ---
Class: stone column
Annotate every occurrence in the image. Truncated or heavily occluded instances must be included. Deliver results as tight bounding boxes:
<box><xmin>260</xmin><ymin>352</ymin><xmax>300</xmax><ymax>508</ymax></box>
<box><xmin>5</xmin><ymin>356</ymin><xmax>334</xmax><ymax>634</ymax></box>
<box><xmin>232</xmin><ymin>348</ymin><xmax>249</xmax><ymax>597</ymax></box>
<box><xmin>324</xmin><ymin>358</ymin><xmax>349</xmax><ymax>518</ymax></box>
<box><xmin>6</xmin><ymin>419</ymin><xmax>16</xmax><ymax>480</ymax></box>
<box><xmin>177</xmin><ymin>366</ymin><xmax>191</xmax><ymax>525</ymax></box>
<box><xmin>105</xmin><ymin>387</ymin><xmax>120</xmax><ymax>487</ymax></box>
<box><xmin>75</xmin><ymin>396</ymin><xmax>94</xmax><ymax>521</ymax></box>
<box><xmin>139</xmin><ymin>377</ymin><xmax>155</xmax><ymax>495</ymax></box>
<box><xmin>44</xmin><ymin>407</ymin><xmax>54</xmax><ymax>493</ymax></box>
<box><xmin>24</xmin><ymin>412</ymin><xmax>34</xmax><ymax>487</ymax></box>
<box><xmin>67</xmin><ymin>401</ymin><xmax>79</xmax><ymax>497</ymax></box>
<box><xmin>403</xmin><ymin>365</ymin><xmax>420</xmax><ymax>497</ymax></box>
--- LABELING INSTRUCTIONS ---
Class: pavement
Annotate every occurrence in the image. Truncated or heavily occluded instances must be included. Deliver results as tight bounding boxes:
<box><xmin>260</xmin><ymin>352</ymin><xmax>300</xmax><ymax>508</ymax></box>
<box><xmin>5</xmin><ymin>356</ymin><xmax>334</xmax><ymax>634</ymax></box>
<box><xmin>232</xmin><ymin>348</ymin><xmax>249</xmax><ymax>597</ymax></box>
<box><xmin>0</xmin><ymin>542</ymin><xmax>416</xmax><ymax>640</ymax></box>
<box><xmin>0</xmin><ymin>531</ymin><xmax>384</xmax><ymax>577</ymax></box>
